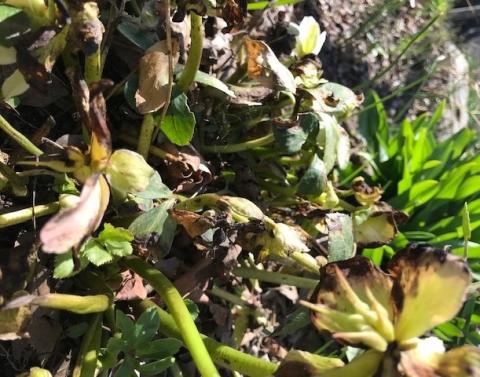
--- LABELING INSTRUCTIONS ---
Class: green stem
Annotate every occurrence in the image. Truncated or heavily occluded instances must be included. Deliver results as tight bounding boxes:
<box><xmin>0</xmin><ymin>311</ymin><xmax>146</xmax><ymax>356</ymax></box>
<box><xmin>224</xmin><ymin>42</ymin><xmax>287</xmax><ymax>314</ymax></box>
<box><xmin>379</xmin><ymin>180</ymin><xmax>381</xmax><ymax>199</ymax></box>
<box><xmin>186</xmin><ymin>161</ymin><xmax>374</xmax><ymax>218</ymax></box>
<box><xmin>136</xmin><ymin>299</ymin><xmax>278</xmax><ymax>377</ymax></box>
<box><xmin>0</xmin><ymin>114</ymin><xmax>43</xmax><ymax>156</ymax></box>
<box><xmin>209</xmin><ymin>286</ymin><xmax>250</xmax><ymax>308</ymax></box>
<box><xmin>33</xmin><ymin>294</ymin><xmax>109</xmax><ymax>314</ymax></box>
<box><xmin>118</xmin><ymin>133</ymin><xmax>178</xmax><ymax>161</ymax></box>
<box><xmin>0</xmin><ymin>201</ymin><xmax>60</xmax><ymax>228</ymax></box>
<box><xmin>73</xmin><ymin>313</ymin><xmax>103</xmax><ymax>377</ymax></box>
<box><xmin>232</xmin><ymin>267</ymin><xmax>318</xmax><ymax>289</ymax></box>
<box><xmin>177</xmin><ymin>13</ymin><xmax>204</xmax><ymax>93</ymax></box>
<box><xmin>84</xmin><ymin>48</ymin><xmax>102</xmax><ymax>85</ymax></box>
<box><xmin>123</xmin><ymin>256</ymin><xmax>220</xmax><ymax>377</ymax></box>
<box><xmin>290</xmin><ymin>251</ymin><xmax>321</xmax><ymax>274</ymax></box>
<box><xmin>137</xmin><ymin>114</ymin><xmax>155</xmax><ymax>159</ymax></box>
<box><xmin>202</xmin><ymin>133</ymin><xmax>275</xmax><ymax>154</ymax></box>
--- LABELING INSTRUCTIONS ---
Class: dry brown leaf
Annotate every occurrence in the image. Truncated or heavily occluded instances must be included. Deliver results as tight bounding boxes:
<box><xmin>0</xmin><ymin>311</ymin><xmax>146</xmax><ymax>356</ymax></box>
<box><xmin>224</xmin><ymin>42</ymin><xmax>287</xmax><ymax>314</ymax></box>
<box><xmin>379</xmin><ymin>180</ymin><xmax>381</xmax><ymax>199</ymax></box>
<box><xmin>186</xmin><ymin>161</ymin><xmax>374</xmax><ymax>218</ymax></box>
<box><xmin>244</xmin><ymin>37</ymin><xmax>296</xmax><ymax>92</ymax></box>
<box><xmin>115</xmin><ymin>270</ymin><xmax>148</xmax><ymax>301</ymax></box>
<box><xmin>169</xmin><ymin>209</ymin><xmax>215</xmax><ymax>238</ymax></box>
<box><xmin>40</xmin><ymin>174</ymin><xmax>110</xmax><ymax>253</ymax></box>
<box><xmin>135</xmin><ymin>40</ymin><xmax>180</xmax><ymax>114</ymax></box>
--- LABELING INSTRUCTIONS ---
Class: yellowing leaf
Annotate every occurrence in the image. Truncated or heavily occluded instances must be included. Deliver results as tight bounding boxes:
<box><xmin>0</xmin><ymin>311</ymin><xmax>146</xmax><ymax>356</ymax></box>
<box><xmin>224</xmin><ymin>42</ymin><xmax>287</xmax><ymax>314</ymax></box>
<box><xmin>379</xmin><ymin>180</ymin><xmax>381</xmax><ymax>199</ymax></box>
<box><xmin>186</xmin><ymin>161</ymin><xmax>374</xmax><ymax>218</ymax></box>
<box><xmin>106</xmin><ymin>149</ymin><xmax>154</xmax><ymax>199</ymax></box>
<box><xmin>40</xmin><ymin>174</ymin><xmax>110</xmax><ymax>253</ymax></box>
<box><xmin>2</xmin><ymin>69</ymin><xmax>29</xmax><ymax>100</ymax></box>
<box><xmin>135</xmin><ymin>40</ymin><xmax>180</xmax><ymax>114</ymax></box>
<box><xmin>275</xmin><ymin>350</ymin><xmax>344</xmax><ymax>377</ymax></box>
<box><xmin>388</xmin><ymin>245</ymin><xmax>471</xmax><ymax>343</ymax></box>
<box><xmin>0</xmin><ymin>45</ymin><xmax>16</xmax><ymax>65</ymax></box>
<box><xmin>303</xmin><ymin>257</ymin><xmax>394</xmax><ymax>351</ymax></box>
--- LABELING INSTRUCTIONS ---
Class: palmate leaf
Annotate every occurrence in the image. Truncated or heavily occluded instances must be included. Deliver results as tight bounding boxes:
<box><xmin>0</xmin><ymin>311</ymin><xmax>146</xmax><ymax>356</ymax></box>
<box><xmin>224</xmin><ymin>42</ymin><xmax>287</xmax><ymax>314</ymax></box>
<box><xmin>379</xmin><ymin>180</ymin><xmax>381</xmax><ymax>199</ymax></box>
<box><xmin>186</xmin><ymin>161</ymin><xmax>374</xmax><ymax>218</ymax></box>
<box><xmin>134</xmin><ymin>307</ymin><xmax>160</xmax><ymax>346</ymax></box>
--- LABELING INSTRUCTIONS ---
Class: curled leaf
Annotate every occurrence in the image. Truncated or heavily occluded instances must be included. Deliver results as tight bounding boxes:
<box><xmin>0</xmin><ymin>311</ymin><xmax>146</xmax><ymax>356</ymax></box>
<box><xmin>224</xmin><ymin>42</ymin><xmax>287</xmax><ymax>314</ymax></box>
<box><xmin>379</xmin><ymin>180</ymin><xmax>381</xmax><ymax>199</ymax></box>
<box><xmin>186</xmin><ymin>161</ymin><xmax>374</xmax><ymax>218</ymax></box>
<box><xmin>244</xmin><ymin>37</ymin><xmax>296</xmax><ymax>93</ymax></box>
<box><xmin>306</xmin><ymin>82</ymin><xmax>362</xmax><ymax>118</ymax></box>
<box><xmin>352</xmin><ymin>177</ymin><xmax>382</xmax><ymax>206</ymax></box>
<box><xmin>388</xmin><ymin>244</ymin><xmax>471</xmax><ymax>343</ymax></box>
<box><xmin>40</xmin><ymin>174</ymin><xmax>109</xmax><ymax>253</ymax></box>
<box><xmin>437</xmin><ymin>346</ymin><xmax>480</xmax><ymax>377</ymax></box>
<box><xmin>275</xmin><ymin>350</ymin><xmax>344</xmax><ymax>377</ymax></box>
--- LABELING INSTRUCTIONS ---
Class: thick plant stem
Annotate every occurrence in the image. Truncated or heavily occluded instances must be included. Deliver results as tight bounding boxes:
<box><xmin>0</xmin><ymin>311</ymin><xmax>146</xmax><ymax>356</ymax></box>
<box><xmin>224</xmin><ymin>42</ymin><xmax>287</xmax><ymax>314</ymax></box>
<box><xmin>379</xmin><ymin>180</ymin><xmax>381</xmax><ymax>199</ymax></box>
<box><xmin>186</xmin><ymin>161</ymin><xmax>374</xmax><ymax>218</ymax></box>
<box><xmin>137</xmin><ymin>114</ymin><xmax>155</xmax><ymax>159</ymax></box>
<box><xmin>0</xmin><ymin>201</ymin><xmax>60</xmax><ymax>228</ymax></box>
<box><xmin>32</xmin><ymin>294</ymin><xmax>109</xmax><ymax>314</ymax></box>
<box><xmin>123</xmin><ymin>256</ymin><xmax>220</xmax><ymax>377</ymax></box>
<box><xmin>232</xmin><ymin>267</ymin><xmax>318</xmax><ymax>289</ymax></box>
<box><xmin>202</xmin><ymin>133</ymin><xmax>275</xmax><ymax>154</ymax></box>
<box><xmin>177</xmin><ymin>13</ymin><xmax>204</xmax><ymax>93</ymax></box>
<box><xmin>290</xmin><ymin>251</ymin><xmax>321</xmax><ymax>274</ymax></box>
<box><xmin>73</xmin><ymin>313</ymin><xmax>103</xmax><ymax>377</ymax></box>
<box><xmin>0</xmin><ymin>114</ymin><xmax>43</xmax><ymax>156</ymax></box>
<box><xmin>136</xmin><ymin>299</ymin><xmax>278</xmax><ymax>377</ymax></box>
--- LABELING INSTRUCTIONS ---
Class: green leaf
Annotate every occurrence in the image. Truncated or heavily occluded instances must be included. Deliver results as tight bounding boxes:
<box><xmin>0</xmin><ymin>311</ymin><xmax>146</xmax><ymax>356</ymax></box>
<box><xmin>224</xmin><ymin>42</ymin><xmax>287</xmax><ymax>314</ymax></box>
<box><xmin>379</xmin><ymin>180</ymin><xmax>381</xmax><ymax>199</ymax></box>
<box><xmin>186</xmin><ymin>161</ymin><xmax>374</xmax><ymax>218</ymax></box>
<box><xmin>134</xmin><ymin>171</ymin><xmax>172</xmax><ymax>199</ymax></box>
<box><xmin>53</xmin><ymin>250</ymin><xmax>75</xmax><ymax>279</ymax></box>
<box><xmin>129</xmin><ymin>199</ymin><xmax>177</xmax><ymax>257</ymax></box>
<box><xmin>124</xmin><ymin>73</ymin><xmax>139</xmax><ymax>111</ymax></box>
<box><xmin>0</xmin><ymin>5</ymin><xmax>21</xmax><ymax>22</ymax></box>
<box><xmin>317</xmin><ymin>113</ymin><xmax>340</xmax><ymax>173</ymax></box>
<box><xmin>98</xmin><ymin>223</ymin><xmax>134</xmax><ymax>244</ymax></box>
<box><xmin>137</xmin><ymin>357</ymin><xmax>175</xmax><ymax>375</ymax></box>
<box><xmin>185</xmin><ymin>299</ymin><xmax>199</xmax><ymax>321</ymax></box>
<box><xmin>275</xmin><ymin>307</ymin><xmax>310</xmax><ymax>336</ymax></box>
<box><xmin>273</xmin><ymin>113</ymin><xmax>318</xmax><ymax>154</ymax></box>
<box><xmin>136</xmin><ymin>338</ymin><xmax>182</xmax><ymax>359</ymax></box>
<box><xmin>114</xmin><ymin>356</ymin><xmax>137</xmax><ymax>377</ymax></box>
<box><xmin>134</xmin><ymin>307</ymin><xmax>160</xmax><ymax>346</ymax></box>
<box><xmin>326</xmin><ymin>213</ymin><xmax>354</xmax><ymax>262</ymax></box>
<box><xmin>193</xmin><ymin>70</ymin><xmax>235</xmax><ymax>97</ymax></box>
<box><xmin>104</xmin><ymin>240</ymin><xmax>133</xmax><ymax>257</ymax></box>
<box><xmin>160</xmin><ymin>91</ymin><xmax>195</xmax><ymax>146</ymax></box>
<box><xmin>297</xmin><ymin>153</ymin><xmax>327</xmax><ymax>196</ymax></box>
<box><xmin>117</xmin><ymin>21</ymin><xmax>156</xmax><ymax>50</ymax></box>
<box><xmin>116</xmin><ymin>310</ymin><xmax>136</xmax><ymax>343</ymax></box>
<box><xmin>81</xmin><ymin>239</ymin><xmax>113</xmax><ymax>267</ymax></box>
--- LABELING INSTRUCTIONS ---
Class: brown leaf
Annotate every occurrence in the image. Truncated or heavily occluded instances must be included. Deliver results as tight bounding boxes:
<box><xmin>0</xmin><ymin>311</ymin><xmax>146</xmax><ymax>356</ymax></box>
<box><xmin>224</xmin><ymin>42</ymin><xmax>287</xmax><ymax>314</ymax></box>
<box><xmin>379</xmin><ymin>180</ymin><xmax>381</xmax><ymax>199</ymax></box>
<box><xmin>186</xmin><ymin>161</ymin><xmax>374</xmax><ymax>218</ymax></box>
<box><xmin>135</xmin><ymin>40</ymin><xmax>180</xmax><ymax>114</ymax></box>
<box><xmin>169</xmin><ymin>209</ymin><xmax>215</xmax><ymax>238</ymax></box>
<box><xmin>161</xmin><ymin>142</ymin><xmax>212</xmax><ymax>193</ymax></box>
<box><xmin>40</xmin><ymin>174</ymin><xmax>110</xmax><ymax>253</ymax></box>
<box><xmin>115</xmin><ymin>270</ymin><xmax>148</xmax><ymax>301</ymax></box>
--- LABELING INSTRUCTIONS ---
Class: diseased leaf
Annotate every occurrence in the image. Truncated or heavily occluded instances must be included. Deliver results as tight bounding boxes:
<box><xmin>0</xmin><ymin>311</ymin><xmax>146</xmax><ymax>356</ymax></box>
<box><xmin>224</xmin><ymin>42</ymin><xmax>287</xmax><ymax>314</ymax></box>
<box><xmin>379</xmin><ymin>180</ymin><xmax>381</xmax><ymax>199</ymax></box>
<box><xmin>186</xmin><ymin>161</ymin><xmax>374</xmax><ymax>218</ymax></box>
<box><xmin>437</xmin><ymin>346</ymin><xmax>480</xmax><ymax>377</ymax></box>
<box><xmin>326</xmin><ymin>213</ymin><xmax>355</xmax><ymax>262</ymax></box>
<box><xmin>275</xmin><ymin>350</ymin><xmax>343</xmax><ymax>377</ymax></box>
<box><xmin>160</xmin><ymin>91</ymin><xmax>195</xmax><ymax>146</ymax></box>
<box><xmin>306</xmin><ymin>82</ymin><xmax>362</xmax><ymax>118</ymax></box>
<box><xmin>40</xmin><ymin>174</ymin><xmax>110</xmax><ymax>254</ymax></box>
<box><xmin>129</xmin><ymin>199</ymin><xmax>177</xmax><ymax>257</ymax></box>
<box><xmin>388</xmin><ymin>245</ymin><xmax>471</xmax><ymax>343</ymax></box>
<box><xmin>303</xmin><ymin>257</ymin><xmax>394</xmax><ymax>351</ymax></box>
<box><xmin>135</xmin><ymin>40</ymin><xmax>180</xmax><ymax>114</ymax></box>
<box><xmin>297</xmin><ymin>153</ymin><xmax>327</xmax><ymax>196</ymax></box>
<box><xmin>244</xmin><ymin>37</ymin><xmax>296</xmax><ymax>93</ymax></box>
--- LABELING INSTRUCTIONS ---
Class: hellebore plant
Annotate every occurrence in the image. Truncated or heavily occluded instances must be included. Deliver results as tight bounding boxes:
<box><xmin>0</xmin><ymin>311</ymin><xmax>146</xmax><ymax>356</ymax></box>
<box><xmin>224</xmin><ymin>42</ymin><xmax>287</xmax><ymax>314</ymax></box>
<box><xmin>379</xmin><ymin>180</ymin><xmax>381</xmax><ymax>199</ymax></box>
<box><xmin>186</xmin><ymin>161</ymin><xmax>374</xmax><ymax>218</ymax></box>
<box><xmin>18</xmin><ymin>79</ymin><xmax>154</xmax><ymax>254</ymax></box>
<box><xmin>300</xmin><ymin>244</ymin><xmax>479</xmax><ymax>377</ymax></box>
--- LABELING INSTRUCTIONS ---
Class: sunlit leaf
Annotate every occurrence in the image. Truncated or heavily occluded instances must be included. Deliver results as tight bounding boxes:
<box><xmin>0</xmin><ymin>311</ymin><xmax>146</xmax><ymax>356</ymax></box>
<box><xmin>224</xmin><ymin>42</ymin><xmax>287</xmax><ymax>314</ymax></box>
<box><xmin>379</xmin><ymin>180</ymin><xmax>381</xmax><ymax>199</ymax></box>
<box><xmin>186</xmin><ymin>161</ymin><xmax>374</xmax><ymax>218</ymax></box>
<box><xmin>160</xmin><ymin>91</ymin><xmax>195</xmax><ymax>146</ymax></box>
<box><xmin>388</xmin><ymin>245</ymin><xmax>471</xmax><ymax>343</ymax></box>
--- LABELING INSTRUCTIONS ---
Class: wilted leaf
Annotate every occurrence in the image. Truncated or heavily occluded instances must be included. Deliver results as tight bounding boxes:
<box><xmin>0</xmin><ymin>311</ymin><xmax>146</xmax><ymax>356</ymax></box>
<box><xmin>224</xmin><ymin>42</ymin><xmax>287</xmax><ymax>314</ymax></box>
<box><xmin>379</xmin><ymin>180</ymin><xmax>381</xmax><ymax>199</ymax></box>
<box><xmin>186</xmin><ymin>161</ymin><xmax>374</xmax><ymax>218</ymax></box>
<box><xmin>135</xmin><ymin>40</ymin><xmax>180</xmax><ymax>114</ymax></box>
<box><xmin>437</xmin><ymin>346</ymin><xmax>480</xmax><ymax>377</ymax></box>
<box><xmin>160</xmin><ymin>91</ymin><xmax>195</xmax><ymax>146</ymax></box>
<box><xmin>40</xmin><ymin>174</ymin><xmax>110</xmax><ymax>253</ymax></box>
<box><xmin>169</xmin><ymin>209</ymin><xmax>215</xmax><ymax>238</ymax></box>
<box><xmin>0</xmin><ymin>305</ymin><xmax>31</xmax><ymax>340</ymax></box>
<box><xmin>353</xmin><ymin>203</ymin><xmax>407</xmax><ymax>246</ymax></box>
<box><xmin>326</xmin><ymin>213</ymin><xmax>355</xmax><ymax>262</ymax></box>
<box><xmin>244</xmin><ymin>37</ymin><xmax>296</xmax><ymax>93</ymax></box>
<box><xmin>0</xmin><ymin>45</ymin><xmax>16</xmax><ymax>64</ymax></box>
<box><xmin>388</xmin><ymin>244</ymin><xmax>471</xmax><ymax>343</ymax></box>
<box><xmin>115</xmin><ymin>270</ymin><xmax>147</xmax><ymax>301</ymax></box>
<box><xmin>352</xmin><ymin>177</ymin><xmax>382</xmax><ymax>206</ymax></box>
<box><xmin>303</xmin><ymin>257</ymin><xmax>394</xmax><ymax>351</ymax></box>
